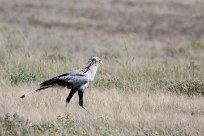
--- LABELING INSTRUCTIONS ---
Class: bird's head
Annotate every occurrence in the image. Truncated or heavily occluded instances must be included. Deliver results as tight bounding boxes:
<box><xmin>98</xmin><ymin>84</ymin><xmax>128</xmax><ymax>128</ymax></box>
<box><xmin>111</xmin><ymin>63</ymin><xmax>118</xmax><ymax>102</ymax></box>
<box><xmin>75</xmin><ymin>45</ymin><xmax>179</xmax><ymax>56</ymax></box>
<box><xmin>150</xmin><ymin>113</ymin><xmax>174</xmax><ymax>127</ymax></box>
<box><xmin>88</xmin><ymin>57</ymin><xmax>103</xmax><ymax>66</ymax></box>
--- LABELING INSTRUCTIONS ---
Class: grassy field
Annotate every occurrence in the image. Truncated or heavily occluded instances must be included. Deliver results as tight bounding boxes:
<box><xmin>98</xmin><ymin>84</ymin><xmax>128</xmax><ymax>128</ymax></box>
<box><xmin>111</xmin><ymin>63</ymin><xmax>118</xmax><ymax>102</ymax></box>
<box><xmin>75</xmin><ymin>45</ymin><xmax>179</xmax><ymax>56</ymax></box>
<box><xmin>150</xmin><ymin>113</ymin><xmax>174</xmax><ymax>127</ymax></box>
<box><xmin>1</xmin><ymin>0</ymin><xmax>204</xmax><ymax>135</ymax></box>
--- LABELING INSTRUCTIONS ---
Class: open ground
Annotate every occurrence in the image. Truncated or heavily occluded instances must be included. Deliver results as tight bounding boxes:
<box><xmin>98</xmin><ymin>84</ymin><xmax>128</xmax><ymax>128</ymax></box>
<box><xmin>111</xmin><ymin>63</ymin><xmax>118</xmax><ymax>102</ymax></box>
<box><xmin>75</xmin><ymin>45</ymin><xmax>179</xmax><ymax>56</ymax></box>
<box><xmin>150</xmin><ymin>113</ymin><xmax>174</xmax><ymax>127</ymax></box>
<box><xmin>0</xmin><ymin>0</ymin><xmax>204</xmax><ymax>135</ymax></box>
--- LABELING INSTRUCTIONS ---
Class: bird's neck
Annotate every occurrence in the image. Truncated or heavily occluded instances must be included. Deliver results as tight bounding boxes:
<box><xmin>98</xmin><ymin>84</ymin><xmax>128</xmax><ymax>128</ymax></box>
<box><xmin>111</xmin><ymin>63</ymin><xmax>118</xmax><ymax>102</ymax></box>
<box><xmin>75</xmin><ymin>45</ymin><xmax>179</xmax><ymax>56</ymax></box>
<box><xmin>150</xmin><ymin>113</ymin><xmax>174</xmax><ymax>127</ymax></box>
<box><xmin>86</xmin><ymin>64</ymin><xmax>99</xmax><ymax>81</ymax></box>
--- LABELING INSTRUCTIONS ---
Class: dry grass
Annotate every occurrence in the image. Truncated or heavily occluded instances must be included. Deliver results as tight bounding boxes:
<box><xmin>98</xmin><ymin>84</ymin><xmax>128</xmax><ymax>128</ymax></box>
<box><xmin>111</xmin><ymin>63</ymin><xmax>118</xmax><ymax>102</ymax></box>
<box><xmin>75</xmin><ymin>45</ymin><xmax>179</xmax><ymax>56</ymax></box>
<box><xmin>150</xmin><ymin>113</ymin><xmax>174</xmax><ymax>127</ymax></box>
<box><xmin>1</xmin><ymin>0</ymin><xmax>204</xmax><ymax>135</ymax></box>
<box><xmin>1</xmin><ymin>85</ymin><xmax>204</xmax><ymax>135</ymax></box>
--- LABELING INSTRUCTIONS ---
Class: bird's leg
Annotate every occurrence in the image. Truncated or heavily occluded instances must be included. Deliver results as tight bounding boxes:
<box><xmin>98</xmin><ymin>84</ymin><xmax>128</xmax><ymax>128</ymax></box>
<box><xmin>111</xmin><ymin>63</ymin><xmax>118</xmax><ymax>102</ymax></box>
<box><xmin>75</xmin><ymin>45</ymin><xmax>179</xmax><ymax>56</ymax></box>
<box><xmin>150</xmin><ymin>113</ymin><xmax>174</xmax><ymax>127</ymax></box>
<box><xmin>78</xmin><ymin>91</ymin><xmax>84</xmax><ymax>106</ymax></box>
<box><xmin>78</xmin><ymin>91</ymin><xmax>83</xmax><ymax>106</ymax></box>
<box><xmin>78</xmin><ymin>91</ymin><xmax>89</xmax><ymax>112</ymax></box>
<box><xmin>66</xmin><ymin>89</ymin><xmax>77</xmax><ymax>107</ymax></box>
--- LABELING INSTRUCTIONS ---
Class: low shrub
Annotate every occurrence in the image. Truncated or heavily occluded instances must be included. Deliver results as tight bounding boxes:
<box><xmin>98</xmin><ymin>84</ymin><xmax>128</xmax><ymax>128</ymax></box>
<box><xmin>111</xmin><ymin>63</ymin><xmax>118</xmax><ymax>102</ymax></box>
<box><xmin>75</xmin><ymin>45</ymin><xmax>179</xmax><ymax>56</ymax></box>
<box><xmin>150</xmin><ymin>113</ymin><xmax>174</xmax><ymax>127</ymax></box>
<box><xmin>0</xmin><ymin>113</ymin><xmax>77</xmax><ymax>136</ymax></box>
<box><xmin>167</xmin><ymin>80</ymin><xmax>204</xmax><ymax>96</ymax></box>
<box><xmin>0</xmin><ymin>113</ymin><xmax>30</xmax><ymax>136</ymax></box>
<box><xmin>8</xmin><ymin>69</ymin><xmax>36</xmax><ymax>85</ymax></box>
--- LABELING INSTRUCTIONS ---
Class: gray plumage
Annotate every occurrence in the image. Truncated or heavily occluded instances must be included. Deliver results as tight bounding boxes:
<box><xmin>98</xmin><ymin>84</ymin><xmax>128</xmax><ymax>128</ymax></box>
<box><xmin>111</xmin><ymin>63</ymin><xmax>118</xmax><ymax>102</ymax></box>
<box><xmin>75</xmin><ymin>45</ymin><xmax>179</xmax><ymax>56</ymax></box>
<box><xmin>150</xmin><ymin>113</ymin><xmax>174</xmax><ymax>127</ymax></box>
<box><xmin>20</xmin><ymin>57</ymin><xmax>103</xmax><ymax>110</ymax></box>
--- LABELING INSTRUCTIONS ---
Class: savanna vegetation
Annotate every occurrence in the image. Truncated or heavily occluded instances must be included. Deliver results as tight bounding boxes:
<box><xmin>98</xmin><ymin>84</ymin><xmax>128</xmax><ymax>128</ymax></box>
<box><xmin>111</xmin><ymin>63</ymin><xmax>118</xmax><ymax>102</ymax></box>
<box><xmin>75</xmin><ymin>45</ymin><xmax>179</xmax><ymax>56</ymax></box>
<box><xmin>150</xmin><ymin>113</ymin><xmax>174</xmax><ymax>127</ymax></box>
<box><xmin>0</xmin><ymin>0</ymin><xmax>204</xmax><ymax>135</ymax></box>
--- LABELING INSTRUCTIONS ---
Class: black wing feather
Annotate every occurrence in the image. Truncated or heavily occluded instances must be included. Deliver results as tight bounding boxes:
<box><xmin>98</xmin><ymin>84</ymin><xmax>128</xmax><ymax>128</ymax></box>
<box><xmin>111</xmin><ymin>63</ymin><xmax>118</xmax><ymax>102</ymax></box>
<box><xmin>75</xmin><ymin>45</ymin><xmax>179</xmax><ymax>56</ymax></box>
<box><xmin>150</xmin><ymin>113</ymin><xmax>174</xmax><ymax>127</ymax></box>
<box><xmin>40</xmin><ymin>73</ymin><xmax>69</xmax><ymax>87</ymax></box>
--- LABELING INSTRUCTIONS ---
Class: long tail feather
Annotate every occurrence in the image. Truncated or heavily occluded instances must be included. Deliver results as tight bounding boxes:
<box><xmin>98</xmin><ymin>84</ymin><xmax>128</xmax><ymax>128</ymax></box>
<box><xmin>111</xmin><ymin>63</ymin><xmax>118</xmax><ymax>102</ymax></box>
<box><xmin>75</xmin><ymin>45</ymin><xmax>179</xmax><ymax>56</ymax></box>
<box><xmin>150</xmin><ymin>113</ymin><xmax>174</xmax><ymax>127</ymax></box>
<box><xmin>20</xmin><ymin>85</ymin><xmax>52</xmax><ymax>98</ymax></box>
<box><xmin>20</xmin><ymin>90</ymin><xmax>34</xmax><ymax>98</ymax></box>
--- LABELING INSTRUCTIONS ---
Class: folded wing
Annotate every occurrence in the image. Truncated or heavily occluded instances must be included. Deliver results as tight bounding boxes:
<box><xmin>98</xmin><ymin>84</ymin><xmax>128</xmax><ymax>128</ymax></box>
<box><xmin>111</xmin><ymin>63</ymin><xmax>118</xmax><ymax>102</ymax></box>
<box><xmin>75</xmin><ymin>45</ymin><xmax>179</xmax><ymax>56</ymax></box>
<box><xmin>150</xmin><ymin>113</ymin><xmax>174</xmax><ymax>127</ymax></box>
<box><xmin>40</xmin><ymin>70</ymin><xmax>89</xmax><ymax>90</ymax></box>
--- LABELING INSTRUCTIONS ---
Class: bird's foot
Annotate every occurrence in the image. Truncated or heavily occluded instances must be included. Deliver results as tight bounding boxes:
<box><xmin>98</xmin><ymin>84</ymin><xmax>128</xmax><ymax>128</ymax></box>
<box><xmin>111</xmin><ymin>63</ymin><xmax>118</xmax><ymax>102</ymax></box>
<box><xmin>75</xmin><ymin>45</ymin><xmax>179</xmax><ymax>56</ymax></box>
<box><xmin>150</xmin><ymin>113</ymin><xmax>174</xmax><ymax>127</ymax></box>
<box><xmin>81</xmin><ymin>106</ymin><xmax>89</xmax><ymax>113</ymax></box>
<box><xmin>65</xmin><ymin>102</ymin><xmax>69</xmax><ymax>107</ymax></box>
<box><xmin>66</xmin><ymin>99</ymin><xmax>70</xmax><ymax>107</ymax></box>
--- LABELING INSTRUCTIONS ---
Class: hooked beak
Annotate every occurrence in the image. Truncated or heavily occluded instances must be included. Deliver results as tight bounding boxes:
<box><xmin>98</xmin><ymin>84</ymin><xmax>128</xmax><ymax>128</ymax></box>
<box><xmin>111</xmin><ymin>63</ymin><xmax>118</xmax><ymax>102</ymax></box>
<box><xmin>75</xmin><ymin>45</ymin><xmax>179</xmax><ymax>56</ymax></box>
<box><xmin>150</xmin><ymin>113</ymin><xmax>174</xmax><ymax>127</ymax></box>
<box><xmin>99</xmin><ymin>59</ymin><xmax>103</xmax><ymax>64</ymax></box>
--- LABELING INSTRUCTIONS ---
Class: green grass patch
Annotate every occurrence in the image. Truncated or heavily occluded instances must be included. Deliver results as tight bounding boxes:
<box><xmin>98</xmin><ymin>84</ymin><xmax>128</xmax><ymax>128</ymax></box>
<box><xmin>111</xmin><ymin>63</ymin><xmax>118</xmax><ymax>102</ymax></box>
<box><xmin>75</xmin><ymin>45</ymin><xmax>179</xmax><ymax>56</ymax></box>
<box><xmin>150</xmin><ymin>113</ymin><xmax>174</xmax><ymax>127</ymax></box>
<box><xmin>164</xmin><ymin>42</ymin><xmax>204</xmax><ymax>58</ymax></box>
<box><xmin>0</xmin><ymin>22</ymin><xmax>11</xmax><ymax>30</ymax></box>
<box><xmin>183</xmin><ymin>42</ymin><xmax>204</xmax><ymax>51</ymax></box>
<box><xmin>94</xmin><ymin>63</ymin><xmax>204</xmax><ymax>92</ymax></box>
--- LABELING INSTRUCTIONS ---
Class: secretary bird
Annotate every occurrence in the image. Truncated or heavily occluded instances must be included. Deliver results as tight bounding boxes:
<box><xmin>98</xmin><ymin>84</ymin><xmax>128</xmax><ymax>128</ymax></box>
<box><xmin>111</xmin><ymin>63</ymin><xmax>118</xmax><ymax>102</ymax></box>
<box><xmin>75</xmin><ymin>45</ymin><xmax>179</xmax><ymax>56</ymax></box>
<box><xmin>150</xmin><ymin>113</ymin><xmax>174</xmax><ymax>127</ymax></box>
<box><xmin>20</xmin><ymin>57</ymin><xmax>103</xmax><ymax>111</ymax></box>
